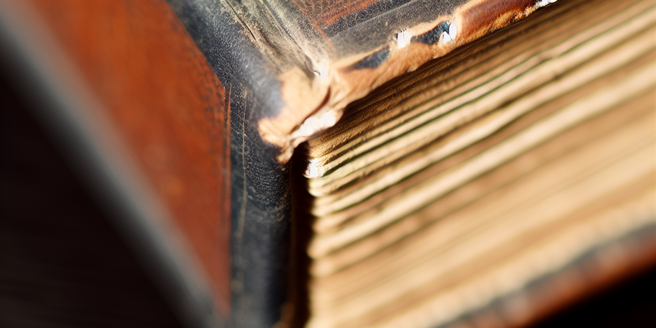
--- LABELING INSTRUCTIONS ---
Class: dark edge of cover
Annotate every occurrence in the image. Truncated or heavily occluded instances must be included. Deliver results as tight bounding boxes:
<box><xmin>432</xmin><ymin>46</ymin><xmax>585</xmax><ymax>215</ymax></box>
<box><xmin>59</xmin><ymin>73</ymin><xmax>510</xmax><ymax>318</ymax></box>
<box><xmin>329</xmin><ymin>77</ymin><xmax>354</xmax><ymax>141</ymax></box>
<box><xmin>168</xmin><ymin>1</ymin><xmax>294</xmax><ymax>327</ymax></box>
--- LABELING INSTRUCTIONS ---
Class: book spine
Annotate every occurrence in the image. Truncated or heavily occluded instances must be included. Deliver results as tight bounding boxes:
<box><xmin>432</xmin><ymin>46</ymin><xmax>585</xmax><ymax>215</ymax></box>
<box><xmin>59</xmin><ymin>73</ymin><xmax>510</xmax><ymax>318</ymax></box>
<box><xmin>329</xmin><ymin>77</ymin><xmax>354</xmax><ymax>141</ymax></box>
<box><xmin>170</xmin><ymin>1</ymin><xmax>295</xmax><ymax>327</ymax></box>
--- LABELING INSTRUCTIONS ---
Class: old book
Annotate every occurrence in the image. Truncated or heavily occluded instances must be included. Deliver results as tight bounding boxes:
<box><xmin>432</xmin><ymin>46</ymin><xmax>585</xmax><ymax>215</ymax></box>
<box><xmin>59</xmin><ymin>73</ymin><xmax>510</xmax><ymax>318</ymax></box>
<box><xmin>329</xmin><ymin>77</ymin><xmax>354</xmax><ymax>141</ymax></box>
<box><xmin>1</xmin><ymin>0</ymin><xmax>654</xmax><ymax>328</ymax></box>
<box><xmin>298</xmin><ymin>0</ymin><xmax>656</xmax><ymax>325</ymax></box>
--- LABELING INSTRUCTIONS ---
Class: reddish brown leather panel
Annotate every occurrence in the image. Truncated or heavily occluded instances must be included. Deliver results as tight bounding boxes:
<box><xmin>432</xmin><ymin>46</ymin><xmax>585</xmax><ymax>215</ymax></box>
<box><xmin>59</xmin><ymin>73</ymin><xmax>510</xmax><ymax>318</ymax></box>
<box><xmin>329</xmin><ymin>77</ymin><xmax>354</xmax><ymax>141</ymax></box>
<box><xmin>27</xmin><ymin>0</ymin><xmax>231</xmax><ymax>314</ymax></box>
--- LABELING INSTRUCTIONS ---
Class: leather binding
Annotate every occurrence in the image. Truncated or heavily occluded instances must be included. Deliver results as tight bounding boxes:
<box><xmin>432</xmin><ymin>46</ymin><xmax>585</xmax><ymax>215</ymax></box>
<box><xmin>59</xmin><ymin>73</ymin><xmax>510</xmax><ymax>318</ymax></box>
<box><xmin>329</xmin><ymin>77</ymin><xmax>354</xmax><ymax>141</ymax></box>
<box><xmin>169</xmin><ymin>0</ymin><xmax>656</xmax><ymax>326</ymax></box>
<box><xmin>1</xmin><ymin>0</ymin><xmax>654</xmax><ymax>328</ymax></box>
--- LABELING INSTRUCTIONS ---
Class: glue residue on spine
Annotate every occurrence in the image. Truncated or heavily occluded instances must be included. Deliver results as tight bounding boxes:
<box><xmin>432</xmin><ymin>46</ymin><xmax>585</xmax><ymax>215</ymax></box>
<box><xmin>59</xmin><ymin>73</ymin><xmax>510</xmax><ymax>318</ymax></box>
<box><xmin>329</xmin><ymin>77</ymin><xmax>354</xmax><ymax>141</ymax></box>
<box><xmin>350</xmin><ymin>46</ymin><xmax>391</xmax><ymax>70</ymax></box>
<box><xmin>261</xmin><ymin>0</ymin><xmax>552</xmax><ymax>163</ymax></box>
<box><xmin>536</xmin><ymin>0</ymin><xmax>558</xmax><ymax>8</ymax></box>
<box><xmin>396</xmin><ymin>29</ymin><xmax>412</xmax><ymax>49</ymax></box>
<box><xmin>411</xmin><ymin>20</ymin><xmax>459</xmax><ymax>45</ymax></box>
